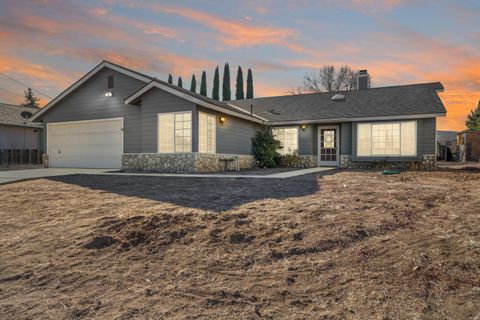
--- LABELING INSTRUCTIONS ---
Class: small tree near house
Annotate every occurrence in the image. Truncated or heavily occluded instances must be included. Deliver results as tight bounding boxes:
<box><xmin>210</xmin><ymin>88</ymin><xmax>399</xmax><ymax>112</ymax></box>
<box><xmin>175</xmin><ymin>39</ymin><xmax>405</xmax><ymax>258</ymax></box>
<box><xmin>178</xmin><ymin>77</ymin><xmax>183</xmax><ymax>88</ymax></box>
<box><xmin>21</xmin><ymin>88</ymin><xmax>40</xmax><ymax>108</ymax></box>
<box><xmin>466</xmin><ymin>101</ymin><xmax>480</xmax><ymax>131</ymax></box>
<box><xmin>251</xmin><ymin>128</ymin><xmax>282</xmax><ymax>168</ymax></box>
<box><xmin>168</xmin><ymin>74</ymin><xmax>173</xmax><ymax>84</ymax></box>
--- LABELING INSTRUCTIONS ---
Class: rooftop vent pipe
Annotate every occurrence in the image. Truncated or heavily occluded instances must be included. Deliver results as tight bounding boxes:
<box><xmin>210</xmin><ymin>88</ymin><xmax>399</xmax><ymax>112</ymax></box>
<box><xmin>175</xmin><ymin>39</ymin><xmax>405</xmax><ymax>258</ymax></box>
<box><xmin>331</xmin><ymin>94</ymin><xmax>346</xmax><ymax>102</ymax></box>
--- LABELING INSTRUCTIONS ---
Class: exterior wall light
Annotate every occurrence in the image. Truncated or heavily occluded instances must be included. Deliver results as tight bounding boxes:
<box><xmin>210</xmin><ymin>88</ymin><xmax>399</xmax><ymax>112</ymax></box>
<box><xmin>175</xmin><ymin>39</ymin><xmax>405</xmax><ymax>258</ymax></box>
<box><xmin>301</xmin><ymin>124</ymin><xmax>307</xmax><ymax>131</ymax></box>
<box><xmin>219</xmin><ymin>116</ymin><xmax>225</xmax><ymax>126</ymax></box>
<box><xmin>105</xmin><ymin>91</ymin><xmax>113</xmax><ymax>97</ymax></box>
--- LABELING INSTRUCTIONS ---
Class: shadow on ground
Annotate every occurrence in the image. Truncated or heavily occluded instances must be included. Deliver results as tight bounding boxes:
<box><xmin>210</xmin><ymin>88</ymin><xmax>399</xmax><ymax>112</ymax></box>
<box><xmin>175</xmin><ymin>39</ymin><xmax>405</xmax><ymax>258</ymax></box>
<box><xmin>47</xmin><ymin>172</ymin><xmax>335</xmax><ymax>211</ymax></box>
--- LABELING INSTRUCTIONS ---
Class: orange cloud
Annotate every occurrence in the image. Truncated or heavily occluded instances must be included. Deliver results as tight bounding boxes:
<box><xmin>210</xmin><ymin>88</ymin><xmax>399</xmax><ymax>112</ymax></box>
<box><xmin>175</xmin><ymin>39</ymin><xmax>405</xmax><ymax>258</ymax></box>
<box><xmin>0</xmin><ymin>54</ymin><xmax>75</xmax><ymax>106</ymax></box>
<box><xmin>150</xmin><ymin>5</ymin><xmax>304</xmax><ymax>52</ymax></box>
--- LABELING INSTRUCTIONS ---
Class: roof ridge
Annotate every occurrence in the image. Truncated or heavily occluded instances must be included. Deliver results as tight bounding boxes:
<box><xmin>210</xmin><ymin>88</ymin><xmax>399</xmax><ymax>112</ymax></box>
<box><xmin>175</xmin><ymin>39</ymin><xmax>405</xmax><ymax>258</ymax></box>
<box><xmin>232</xmin><ymin>82</ymin><xmax>443</xmax><ymax>103</ymax></box>
<box><xmin>102</xmin><ymin>60</ymin><xmax>155</xmax><ymax>80</ymax></box>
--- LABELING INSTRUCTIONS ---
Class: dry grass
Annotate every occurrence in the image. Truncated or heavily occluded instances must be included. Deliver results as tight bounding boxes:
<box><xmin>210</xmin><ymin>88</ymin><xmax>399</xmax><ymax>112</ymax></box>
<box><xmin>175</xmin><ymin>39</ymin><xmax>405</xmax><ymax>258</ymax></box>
<box><xmin>0</xmin><ymin>170</ymin><xmax>479</xmax><ymax>319</ymax></box>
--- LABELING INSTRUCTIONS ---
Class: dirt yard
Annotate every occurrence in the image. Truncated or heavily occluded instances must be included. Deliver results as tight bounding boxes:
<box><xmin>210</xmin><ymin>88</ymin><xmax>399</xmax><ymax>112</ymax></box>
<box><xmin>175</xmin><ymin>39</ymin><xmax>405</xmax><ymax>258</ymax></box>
<box><xmin>0</xmin><ymin>170</ymin><xmax>479</xmax><ymax>319</ymax></box>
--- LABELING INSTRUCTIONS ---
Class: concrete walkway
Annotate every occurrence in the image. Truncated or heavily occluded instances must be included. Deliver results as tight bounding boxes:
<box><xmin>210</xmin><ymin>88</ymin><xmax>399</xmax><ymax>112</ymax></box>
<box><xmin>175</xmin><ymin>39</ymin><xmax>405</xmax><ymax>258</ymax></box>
<box><xmin>0</xmin><ymin>168</ymin><xmax>111</xmax><ymax>185</ymax></box>
<box><xmin>0</xmin><ymin>167</ymin><xmax>336</xmax><ymax>185</ymax></box>
<box><xmin>106</xmin><ymin>167</ymin><xmax>336</xmax><ymax>179</ymax></box>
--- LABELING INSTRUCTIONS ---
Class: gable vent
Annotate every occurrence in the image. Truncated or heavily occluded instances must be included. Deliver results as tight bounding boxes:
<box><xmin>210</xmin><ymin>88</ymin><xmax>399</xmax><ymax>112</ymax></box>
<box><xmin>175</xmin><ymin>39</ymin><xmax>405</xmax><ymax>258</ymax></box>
<box><xmin>331</xmin><ymin>94</ymin><xmax>345</xmax><ymax>102</ymax></box>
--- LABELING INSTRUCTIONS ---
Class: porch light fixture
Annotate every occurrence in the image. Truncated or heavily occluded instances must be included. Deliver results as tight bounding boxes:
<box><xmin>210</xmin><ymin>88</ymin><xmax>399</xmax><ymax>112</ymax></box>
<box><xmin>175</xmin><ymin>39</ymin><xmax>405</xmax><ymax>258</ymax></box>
<box><xmin>219</xmin><ymin>116</ymin><xmax>225</xmax><ymax>126</ymax></box>
<box><xmin>301</xmin><ymin>124</ymin><xmax>307</xmax><ymax>131</ymax></box>
<box><xmin>105</xmin><ymin>91</ymin><xmax>113</xmax><ymax>97</ymax></box>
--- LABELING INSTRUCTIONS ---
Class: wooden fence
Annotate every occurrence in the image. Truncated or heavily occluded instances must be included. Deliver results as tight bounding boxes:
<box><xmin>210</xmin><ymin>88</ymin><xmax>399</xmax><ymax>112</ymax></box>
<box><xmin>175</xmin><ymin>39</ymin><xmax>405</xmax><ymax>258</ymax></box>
<box><xmin>0</xmin><ymin>149</ymin><xmax>43</xmax><ymax>166</ymax></box>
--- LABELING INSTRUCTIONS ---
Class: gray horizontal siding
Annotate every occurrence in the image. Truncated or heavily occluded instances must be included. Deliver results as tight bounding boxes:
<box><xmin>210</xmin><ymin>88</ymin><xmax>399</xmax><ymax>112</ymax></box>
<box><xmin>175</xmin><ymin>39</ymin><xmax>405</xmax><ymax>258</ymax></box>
<box><xmin>138</xmin><ymin>88</ymin><xmax>197</xmax><ymax>153</ymax></box>
<box><xmin>197</xmin><ymin>106</ymin><xmax>261</xmax><ymax>155</ymax></box>
<box><xmin>298</xmin><ymin>125</ymin><xmax>316</xmax><ymax>156</ymax></box>
<box><xmin>42</xmin><ymin>67</ymin><xmax>146</xmax><ymax>153</ymax></box>
<box><xmin>0</xmin><ymin>124</ymin><xmax>42</xmax><ymax>149</ymax></box>
<box><xmin>351</xmin><ymin>118</ymin><xmax>437</xmax><ymax>161</ymax></box>
<box><xmin>340</xmin><ymin>122</ymin><xmax>352</xmax><ymax>155</ymax></box>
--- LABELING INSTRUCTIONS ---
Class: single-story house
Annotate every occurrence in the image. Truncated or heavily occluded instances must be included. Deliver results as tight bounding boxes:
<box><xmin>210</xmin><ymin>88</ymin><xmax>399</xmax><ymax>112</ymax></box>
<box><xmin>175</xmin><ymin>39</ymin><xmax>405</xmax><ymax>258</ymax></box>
<box><xmin>0</xmin><ymin>103</ymin><xmax>44</xmax><ymax>164</ymax></box>
<box><xmin>30</xmin><ymin>61</ymin><xmax>446</xmax><ymax>172</ymax></box>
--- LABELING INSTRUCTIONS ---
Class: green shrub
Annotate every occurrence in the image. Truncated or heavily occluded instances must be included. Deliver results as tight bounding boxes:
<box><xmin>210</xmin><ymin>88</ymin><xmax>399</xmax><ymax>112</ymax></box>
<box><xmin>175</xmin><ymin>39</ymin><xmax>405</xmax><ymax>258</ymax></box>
<box><xmin>251</xmin><ymin>129</ymin><xmax>282</xmax><ymax>167</ymax></box>
<box><xmin>278</xmin><ymin>152</ymin><xmax>303</xmax><ymax>168</ymax></box>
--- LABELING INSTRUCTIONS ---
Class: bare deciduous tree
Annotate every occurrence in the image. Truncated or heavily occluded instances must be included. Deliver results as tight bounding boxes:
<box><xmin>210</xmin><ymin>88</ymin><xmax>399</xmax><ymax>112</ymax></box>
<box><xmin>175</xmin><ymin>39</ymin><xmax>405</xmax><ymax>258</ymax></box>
<box><xmin>286</xmin><ymin>86</ymin><xmax>304</xmax><ymax>96</ymax></box>
<box><xmin>299</xmin><ymin>65</ymin><xmax>359</xmax><ymax>94</ymax></box>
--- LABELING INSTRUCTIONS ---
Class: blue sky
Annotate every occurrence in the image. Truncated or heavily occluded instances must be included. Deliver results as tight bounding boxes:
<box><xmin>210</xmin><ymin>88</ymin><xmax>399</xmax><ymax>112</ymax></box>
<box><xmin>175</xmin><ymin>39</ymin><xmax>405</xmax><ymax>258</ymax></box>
<box><xmin>1</xmin><ymin>0</ymin><xmax>479</xmax><ymax>130</ymax></box>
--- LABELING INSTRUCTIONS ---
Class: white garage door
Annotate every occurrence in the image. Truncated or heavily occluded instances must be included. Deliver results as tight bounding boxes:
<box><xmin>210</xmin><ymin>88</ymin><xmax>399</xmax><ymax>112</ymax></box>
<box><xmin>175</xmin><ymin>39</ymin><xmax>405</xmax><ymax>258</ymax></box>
<box><xmin>48</xmin><ymin>118</ymin><xmax>123</xmax><ymax>168</ymax></box>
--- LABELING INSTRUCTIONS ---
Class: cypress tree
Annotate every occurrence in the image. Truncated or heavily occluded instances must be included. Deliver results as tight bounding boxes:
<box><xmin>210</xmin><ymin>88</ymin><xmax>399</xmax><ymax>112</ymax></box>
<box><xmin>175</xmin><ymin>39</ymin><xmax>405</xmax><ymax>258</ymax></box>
<box><xmin>200</xmin><ymin>71</ymin><xmax>207</xmax><ymax>97</ymax></box>
<box><xmin>246</xmin><ymin>68</ymin><xmax>254</xmax><ymax>99</ymax></box>
<box><xmin>212</xmin><ymin>66</ymin><xmax>220</xmax><ymax>100</ymax></box>
<box><xmin>178</xmin><ymin>77</ymin><xmax>183</xmax><ymax>88</ymax></box>
<box><xmin>222</xmin><ymin>63</ymin><xmax>231</xmax><ymax>101</ymax></box>
<box><xmin>168</xmin><ymin>73</ymin><xmax>173</xmax><ymax>84</ymax></box>
<box><xmin>235</xmin><ymin>66</ymin><xmax>244</xmax><ymax>100</ymax></box>
<box><xmin>190</xmin><ymin>74</ymin><xmax>196</xmax><ymax>93</ymax></box>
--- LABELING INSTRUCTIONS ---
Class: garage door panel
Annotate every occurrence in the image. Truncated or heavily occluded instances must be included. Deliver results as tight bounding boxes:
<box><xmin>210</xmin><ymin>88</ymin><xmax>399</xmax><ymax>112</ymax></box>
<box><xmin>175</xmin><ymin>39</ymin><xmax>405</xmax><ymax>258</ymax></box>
<box><xmin>50</xmin><ymin>144</ymin><xmax>122</xmax><ymax>157</ymax></box>
<box><xmin>50</xmin><ymin>132</ymin><xmax>122</xmax><ymax>146</ymax></box>
<box><xmin>52</xmin><ymin>121</ymin><xmax>122</xmax><ymax>135</ymax></box>
<box><xmin>48</xmin><ymin>118</ymin><xmax>123</xmax><ymax>168</ymax></box>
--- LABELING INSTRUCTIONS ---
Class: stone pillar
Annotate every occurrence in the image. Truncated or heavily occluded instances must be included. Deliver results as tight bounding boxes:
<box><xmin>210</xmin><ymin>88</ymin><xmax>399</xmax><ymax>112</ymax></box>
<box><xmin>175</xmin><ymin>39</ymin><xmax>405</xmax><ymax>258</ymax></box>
<box><xmin>339</xmin><ymin>155</ymin><xmax>351</xmax><ymax>169</ymax></box>
<box><xmin>421</xmin><ymin>155</ymin><xmax>436</xmax><ymax>170</ymax></box>
<box><xmin>42</xmin><ymin>154</ymin><xmax>49</xmax><ymax>168</ymax></box>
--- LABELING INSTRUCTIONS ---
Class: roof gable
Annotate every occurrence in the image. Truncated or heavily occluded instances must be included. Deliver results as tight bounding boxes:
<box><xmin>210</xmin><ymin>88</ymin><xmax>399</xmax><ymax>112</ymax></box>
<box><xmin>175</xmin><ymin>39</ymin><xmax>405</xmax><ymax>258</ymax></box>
<box><xmin>124</xmin><ymin>80</ymin><xmax>266</xmax><ymax>123</ymax></box>
<box><xmin>30</xmin><ymin>61</ymin><xmax>152</xmax><ymax>121</ymax></box>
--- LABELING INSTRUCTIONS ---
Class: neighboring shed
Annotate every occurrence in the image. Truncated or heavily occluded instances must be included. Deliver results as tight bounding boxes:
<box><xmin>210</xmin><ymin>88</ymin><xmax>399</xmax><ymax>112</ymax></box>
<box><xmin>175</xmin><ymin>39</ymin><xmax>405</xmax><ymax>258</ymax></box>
<box><xmin>0</xmin><ymin>103</ymin><xmax>44</xmax><ymax>164</ymax></box>
<box><xmin>436</xmin><ymin>130</ymin><xmax>458</xmax><ymax>161</ymax></box>
<box><xmin>457</xmin><ymin>131</ymin><xmax>480</xmax><ymax>162</ymax></box>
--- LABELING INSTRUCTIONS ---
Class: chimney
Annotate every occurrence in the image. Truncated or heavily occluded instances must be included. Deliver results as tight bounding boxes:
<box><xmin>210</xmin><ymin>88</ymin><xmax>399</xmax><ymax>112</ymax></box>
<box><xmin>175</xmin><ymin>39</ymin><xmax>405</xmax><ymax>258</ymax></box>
<box><xmin>357</xmin><ymin>70</ymin><xmax>370</xmax><ymax>90</ymax></box>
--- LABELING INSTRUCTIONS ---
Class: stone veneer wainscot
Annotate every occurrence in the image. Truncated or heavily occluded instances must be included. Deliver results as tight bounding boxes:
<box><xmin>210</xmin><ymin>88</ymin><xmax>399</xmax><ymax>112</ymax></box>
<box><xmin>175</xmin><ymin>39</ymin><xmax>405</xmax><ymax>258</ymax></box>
<box><xmin>122</xmin><ymin>153</ymin><xmax>256</xmax><ymax>173</ymax></box>
<box><xmin>339</xmin><ymin>155</ymin><xmax>436</xmax><ymax>170</ymax></box>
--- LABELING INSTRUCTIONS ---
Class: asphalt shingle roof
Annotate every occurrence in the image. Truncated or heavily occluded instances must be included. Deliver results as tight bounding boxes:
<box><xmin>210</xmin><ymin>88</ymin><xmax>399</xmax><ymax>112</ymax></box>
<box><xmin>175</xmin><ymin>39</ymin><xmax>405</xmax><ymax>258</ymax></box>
<box><xmin>0</xmin><ymin>103</ymin><xmax>42</xmax><ymax>127</ymax></box>
<box><xmin>229</xmin><ymin>82</ymin><xmax>446</xmax><ymax>122</ymax></box>
<box><xmin>105</xmin><ymin>61</ymin><xmax>263</xmax><ymax>122</ymax></box>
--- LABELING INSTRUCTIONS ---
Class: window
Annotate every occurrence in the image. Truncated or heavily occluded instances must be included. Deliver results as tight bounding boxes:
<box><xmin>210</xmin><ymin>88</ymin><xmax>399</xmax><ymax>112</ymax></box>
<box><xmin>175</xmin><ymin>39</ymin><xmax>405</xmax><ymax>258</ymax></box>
<box><xmin>198</xmin><ymin>112</ymin><xmax>216</xmax><ymax>153</ymax></box>
<box><xmin>357</xmin><ymin>121</ymin><xmax>416</xmax><ymax>157</ymax></box>
<box><xmin>272</xmin><ymin>127</ymin><xmax>298</xmax><ymax>155</ymax></box>
<box><xmin>107</xmin><ymin>75</ymin><xmax>114</xmax><ymax>89</ymax></box>
<box><xmin>158</xmin><ymin>112</ymin><xmax>191</xmax><ymax>153</ymax></box>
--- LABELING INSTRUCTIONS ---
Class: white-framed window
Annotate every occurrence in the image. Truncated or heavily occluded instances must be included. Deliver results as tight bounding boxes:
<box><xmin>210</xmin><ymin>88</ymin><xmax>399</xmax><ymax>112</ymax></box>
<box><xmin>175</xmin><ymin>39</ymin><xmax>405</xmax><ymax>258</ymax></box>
<box><xmin>198</xmin><ymin>112</ymin><xmax>216</xmax><ymax>153</ymax></box>
<box><xmin>272</xmin><ymin>127</ymin><xmax>299</xmax><ymax>155</ymax></box>
<box><xmin>357</xmin><ymin>121</ymin><xmax>416</xmax><ymax>157</ymax></box>
<box><xmin>157</xmin><ymin>112</ymin><xmax>192</xmax><ymax>153</ymax></box>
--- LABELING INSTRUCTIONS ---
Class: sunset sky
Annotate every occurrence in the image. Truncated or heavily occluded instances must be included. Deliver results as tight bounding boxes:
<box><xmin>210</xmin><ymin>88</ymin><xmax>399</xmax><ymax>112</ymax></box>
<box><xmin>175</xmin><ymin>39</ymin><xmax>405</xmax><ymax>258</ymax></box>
<box><xmin>1</xmin><ymin>0</ymin><xmax>479</xmax><ymax>131</ymax></box>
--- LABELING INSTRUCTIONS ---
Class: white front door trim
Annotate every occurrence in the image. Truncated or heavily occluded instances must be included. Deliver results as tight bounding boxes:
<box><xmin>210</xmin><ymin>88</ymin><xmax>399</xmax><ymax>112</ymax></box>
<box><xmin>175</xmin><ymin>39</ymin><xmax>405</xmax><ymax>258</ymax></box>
<box><xmin>317</xmin><ymin>125</ymin><xmax>340</xmax><ymax>167</ymax></box>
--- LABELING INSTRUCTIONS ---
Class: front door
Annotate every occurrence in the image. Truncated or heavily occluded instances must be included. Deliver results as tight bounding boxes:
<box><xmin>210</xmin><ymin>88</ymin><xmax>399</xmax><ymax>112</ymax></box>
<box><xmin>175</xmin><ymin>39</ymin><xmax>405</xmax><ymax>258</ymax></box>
<box><xmin>318</xmin><ymin>126</ymin><xmax>339</xmax><ymax>166</ymax></box>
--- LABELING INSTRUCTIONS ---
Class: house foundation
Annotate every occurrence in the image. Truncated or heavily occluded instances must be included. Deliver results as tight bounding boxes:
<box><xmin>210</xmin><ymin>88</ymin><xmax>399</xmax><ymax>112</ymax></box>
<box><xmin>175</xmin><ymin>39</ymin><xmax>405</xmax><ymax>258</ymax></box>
<box><xmin>122</xmin><ymin>153</ymin><xmax>256</xmax><ymax>173</ymax></box>
<box><xmin>339</xmin><ymin>155</ymin><xmax>436</xmax><ymax>170</ymax></box>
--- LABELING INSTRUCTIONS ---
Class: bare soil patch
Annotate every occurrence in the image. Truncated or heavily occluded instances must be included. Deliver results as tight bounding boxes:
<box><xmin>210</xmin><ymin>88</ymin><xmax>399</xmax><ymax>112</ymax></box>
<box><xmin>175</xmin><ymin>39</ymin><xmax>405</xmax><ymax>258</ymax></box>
<box><xmin>0</xmin><ymin>170</ymin><xmax>479</xmax><ymax>319</ymax></box>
